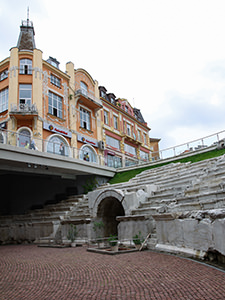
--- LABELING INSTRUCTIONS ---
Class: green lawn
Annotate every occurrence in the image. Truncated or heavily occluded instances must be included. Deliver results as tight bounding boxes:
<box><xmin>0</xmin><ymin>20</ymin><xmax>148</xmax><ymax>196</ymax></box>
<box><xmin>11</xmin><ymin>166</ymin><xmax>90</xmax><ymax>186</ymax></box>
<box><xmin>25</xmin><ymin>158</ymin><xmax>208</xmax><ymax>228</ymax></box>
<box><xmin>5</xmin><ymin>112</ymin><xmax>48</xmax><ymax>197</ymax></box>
<box><xmin>109</xmin><ymin>148</ymin><xmax>225</xmax><ymax>185</ymax></box>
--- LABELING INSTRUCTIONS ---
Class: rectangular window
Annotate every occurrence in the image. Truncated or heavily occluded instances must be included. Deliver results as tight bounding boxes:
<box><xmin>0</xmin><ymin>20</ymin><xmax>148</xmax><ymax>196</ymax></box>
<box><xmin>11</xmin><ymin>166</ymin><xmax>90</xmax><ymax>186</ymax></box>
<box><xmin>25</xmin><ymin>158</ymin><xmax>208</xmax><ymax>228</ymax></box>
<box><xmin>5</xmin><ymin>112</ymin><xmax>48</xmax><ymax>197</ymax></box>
<box><xmin>104</xmin><ymin>110</ymin><xmax>109</xmax><ymax>125</ymax></box>
<box><xmin>48</xmin><ymin>91</ymin><xmax>62</xmax><ymax>118</ymax></box>
<box><xmin>138</xmin><ymin>130</ymin><xmax>141</xmax><ymax>141</ymax></box>
<box><xmin>19</xmin><ymin>84</ymin><xmax>32</xmax><ymax>107</ymax></box>
<box><xmin>144</xmin><ymin>133</ymin><xmax>147</xmax><ymax>145</ymax></box>
<box><xmin>127</xmin><ymin>123</ymin><xmax>131</xmax><ymax>136</ymax></box>
<box><xmin>140</xmin><ymin>150</ymin><xmax>149</xmax><ymax>161</ymax></box>
<box><xmin>80</xmin><ymin>107</ymin><xmax>91</xmax><ymax>130</ymax></box>
<box><xmin>106</xmin><ymin>135</ymin><xmax>120</xmax><ymax>149</ymax></box>
<box><xmin>0</xmin><ymin>70</ymin><xmax>8</xmax><ymax>82</ymax></box>
<box><xmin>113</xmin><ymin>116</ymin><xmax>118</xmax><ymax>130</ymax></box>
<box><xmin>124</xmin><ymin>143</ymin><xmax>137</xmax><ymax>156</ymax></box>
<box><xmin>0</xmin><ymin>88</ymin><xmax>8</xmax><ymax>113</ymax></box>
<box><xmin>19</xmin><ymin>59</ymin><xmax>32</xmax><ymax>75</ymax></box>
<box><xmin>50</xmin><ymin>74</ymin><xmax>61</xmax><ymax>88</ymax></box>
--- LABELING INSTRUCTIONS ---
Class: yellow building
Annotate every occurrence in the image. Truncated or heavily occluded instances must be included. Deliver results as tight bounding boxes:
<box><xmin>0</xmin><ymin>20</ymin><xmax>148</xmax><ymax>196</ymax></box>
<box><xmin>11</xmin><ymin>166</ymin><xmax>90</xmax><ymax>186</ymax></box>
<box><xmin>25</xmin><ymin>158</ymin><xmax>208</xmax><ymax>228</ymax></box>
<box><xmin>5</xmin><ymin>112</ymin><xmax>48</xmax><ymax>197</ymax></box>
<box><xmin>0</xmin><ymin>15</ymin><xmax>160</xmax><ymax>167</ymax></box>
<box><xmin>0</xmin><ymin>16</ymin><xmax>104</xmax><ymax>163</ymax></box>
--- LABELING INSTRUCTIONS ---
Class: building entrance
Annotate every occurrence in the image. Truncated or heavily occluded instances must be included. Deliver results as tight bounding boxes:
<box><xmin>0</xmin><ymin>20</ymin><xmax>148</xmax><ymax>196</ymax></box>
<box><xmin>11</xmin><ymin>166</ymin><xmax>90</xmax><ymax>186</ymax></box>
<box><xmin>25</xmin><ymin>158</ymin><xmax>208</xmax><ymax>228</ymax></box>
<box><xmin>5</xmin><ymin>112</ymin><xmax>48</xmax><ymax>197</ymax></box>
<box><xmin>97</xmin><ymin>197</ymin><xmax>125</xmax><ymax>237</ymax></box>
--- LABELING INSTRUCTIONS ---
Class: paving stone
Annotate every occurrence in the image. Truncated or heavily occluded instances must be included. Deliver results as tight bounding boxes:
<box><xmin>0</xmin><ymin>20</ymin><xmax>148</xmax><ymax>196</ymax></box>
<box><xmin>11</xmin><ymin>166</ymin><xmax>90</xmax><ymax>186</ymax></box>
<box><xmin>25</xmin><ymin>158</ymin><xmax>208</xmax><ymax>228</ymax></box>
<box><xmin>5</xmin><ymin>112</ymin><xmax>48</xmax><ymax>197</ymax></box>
<box><xmin>0</xmin><ymin>245</ymin><xmax>225</xmax><ymax>300</ymax></box>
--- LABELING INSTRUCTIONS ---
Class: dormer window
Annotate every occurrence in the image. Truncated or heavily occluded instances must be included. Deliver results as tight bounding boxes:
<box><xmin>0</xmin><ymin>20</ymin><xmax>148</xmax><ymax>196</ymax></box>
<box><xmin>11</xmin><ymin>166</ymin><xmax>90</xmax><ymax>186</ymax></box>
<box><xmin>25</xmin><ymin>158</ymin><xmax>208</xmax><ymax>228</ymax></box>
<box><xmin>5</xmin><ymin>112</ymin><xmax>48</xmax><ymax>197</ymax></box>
<box><xmin>19</xmin><ymin>59</ymin><xmax>32</xmax><ymax>75</ymax></box>
<box><xmin>47</xmin><ymin>57</ymin><xmax>60</xmax><ymax>69</ymax></box>
<box><xmin>101</xmin><ymin>90</ymin><xmax>106</xmax><ymax>98</ymax></box>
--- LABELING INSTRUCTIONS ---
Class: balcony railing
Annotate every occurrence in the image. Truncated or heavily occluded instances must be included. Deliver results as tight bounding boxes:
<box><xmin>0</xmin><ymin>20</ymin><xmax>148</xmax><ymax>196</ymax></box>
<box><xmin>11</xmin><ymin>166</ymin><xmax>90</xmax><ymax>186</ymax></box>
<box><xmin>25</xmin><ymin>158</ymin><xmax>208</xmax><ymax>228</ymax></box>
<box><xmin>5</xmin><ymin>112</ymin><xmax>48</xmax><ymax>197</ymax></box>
<box><xmin>75</xmin><ymin>89</ymin><xmax>102</xmax><ymax>106</ymax></box>
<box><xmin>10</xmin><ymin>103</ymin><xmax>38</xmax><ymax>114</ymax></box>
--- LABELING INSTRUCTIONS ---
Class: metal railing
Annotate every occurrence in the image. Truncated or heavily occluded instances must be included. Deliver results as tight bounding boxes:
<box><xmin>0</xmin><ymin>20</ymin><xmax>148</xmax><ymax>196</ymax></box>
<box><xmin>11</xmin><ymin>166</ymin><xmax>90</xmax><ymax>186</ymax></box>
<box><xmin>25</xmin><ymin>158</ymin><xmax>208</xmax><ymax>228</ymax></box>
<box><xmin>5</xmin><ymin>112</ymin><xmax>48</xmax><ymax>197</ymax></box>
<box><xmin>0</xmin><ymin>128</ymin><xmax>224</xmax><ymax>168</ymax></box>
<box><xmin>10</xmin><ymin>103</ymin><xmax>38</xmax><ymax>113</ymax></box>
<box><xmin>75</xmin><ymin>89</ymin><xmax>102</xmax><ymax>106</ymax></box>
<box><xmin>0</xmin><ymin>129</ymin><xmax>105</xmax><ymax>166</ymax></box>
<box><xmin>152</xmin><ymin>129</ymin><xmax>225</xmax><ymax>161</ymax></box>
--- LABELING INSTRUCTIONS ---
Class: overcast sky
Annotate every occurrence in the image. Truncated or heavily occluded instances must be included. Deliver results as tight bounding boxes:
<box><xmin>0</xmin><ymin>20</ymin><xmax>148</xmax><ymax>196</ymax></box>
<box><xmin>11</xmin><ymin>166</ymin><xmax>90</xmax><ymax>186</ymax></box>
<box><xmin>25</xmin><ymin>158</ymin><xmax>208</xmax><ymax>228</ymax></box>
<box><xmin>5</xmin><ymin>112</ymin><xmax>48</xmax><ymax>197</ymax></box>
<box><xmin>1</xmin><ymin>0</ymin><xmax>225</xmax><ymax>149</ymax></box>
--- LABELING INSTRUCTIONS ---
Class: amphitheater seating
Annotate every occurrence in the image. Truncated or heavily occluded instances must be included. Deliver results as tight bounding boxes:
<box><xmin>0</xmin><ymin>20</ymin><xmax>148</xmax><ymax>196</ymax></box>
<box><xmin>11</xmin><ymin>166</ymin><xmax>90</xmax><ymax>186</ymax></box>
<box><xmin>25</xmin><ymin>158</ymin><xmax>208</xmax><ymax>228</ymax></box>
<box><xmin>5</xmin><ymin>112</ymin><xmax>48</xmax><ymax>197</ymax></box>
<box><xmin>1</xmin><ymin>154</ymin><xmax>225</xmax><ymax>247</ymax></box>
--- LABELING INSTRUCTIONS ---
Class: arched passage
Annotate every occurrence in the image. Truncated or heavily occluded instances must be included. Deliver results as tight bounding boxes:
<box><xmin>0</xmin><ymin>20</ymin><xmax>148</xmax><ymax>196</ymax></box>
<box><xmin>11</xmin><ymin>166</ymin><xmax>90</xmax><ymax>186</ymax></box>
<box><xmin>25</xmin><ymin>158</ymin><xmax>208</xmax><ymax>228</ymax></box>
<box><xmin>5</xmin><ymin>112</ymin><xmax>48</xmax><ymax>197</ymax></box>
<box><xmin>97</xmin><ymin>197</ymin><xmax>125</xmax><ymax>237</ymax></box>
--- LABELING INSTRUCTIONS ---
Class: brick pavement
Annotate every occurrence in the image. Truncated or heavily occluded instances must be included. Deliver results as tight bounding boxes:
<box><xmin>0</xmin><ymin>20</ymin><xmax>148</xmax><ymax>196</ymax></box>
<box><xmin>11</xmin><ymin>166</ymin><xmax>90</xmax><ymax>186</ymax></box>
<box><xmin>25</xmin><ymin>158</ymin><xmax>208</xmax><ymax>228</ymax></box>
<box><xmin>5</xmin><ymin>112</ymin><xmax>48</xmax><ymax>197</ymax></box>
<box><xmin>0</xmin><ymin>245</ymin><xmax>225</xmax><ymax>300</ymax></box>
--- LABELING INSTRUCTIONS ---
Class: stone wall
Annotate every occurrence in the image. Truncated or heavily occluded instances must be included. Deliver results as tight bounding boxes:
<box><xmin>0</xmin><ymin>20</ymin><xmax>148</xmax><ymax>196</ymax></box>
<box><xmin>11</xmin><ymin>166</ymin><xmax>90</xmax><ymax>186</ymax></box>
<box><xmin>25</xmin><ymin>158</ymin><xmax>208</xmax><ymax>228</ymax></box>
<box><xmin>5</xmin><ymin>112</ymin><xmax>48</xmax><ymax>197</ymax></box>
<box><xmin>153</xmin><ymin>209</ymin><xmax>225</xmax><ymax>259</ymax></box>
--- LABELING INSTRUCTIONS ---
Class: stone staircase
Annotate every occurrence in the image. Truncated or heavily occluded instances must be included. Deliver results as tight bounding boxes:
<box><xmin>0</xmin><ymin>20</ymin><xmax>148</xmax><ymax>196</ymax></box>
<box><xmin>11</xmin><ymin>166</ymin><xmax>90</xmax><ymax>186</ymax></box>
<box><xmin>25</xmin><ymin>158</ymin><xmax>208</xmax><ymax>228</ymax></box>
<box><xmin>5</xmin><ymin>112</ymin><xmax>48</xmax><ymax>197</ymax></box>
<box><xmin>124</xmin><ymin>156</ymin><xmax>225</xmax><ymax>217</ymax></box>
<box><xmin>0</xmin><ymin>194</ymin><xmax>90</xmax><ymax>244</ymax></box>
<box><xmin>94</xmin><ymin>154</ymin><xmax>225</xmax><ymax>249</ymax></box>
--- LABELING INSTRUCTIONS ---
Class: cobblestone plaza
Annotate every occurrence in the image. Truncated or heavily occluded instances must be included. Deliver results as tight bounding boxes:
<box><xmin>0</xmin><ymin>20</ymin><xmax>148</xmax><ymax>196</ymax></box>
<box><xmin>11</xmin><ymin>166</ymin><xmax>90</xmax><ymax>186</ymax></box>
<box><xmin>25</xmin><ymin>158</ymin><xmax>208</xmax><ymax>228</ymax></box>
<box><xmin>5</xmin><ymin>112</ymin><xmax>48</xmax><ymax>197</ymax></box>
<box><xmin>1</xmin><ymin>245</ymin><xmax>225</xmax><ymax>300</ymax></box>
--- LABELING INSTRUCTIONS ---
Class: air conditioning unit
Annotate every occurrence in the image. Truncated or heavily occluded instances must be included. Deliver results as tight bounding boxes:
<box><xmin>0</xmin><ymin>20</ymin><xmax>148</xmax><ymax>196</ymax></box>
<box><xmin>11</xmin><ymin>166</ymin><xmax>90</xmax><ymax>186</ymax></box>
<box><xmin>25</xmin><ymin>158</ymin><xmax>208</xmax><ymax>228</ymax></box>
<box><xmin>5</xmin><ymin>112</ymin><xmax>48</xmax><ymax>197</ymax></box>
<box><xmin>99</xmin><ymin>140</ymin><xmax>105</xmax><ymax>150</ymax></box>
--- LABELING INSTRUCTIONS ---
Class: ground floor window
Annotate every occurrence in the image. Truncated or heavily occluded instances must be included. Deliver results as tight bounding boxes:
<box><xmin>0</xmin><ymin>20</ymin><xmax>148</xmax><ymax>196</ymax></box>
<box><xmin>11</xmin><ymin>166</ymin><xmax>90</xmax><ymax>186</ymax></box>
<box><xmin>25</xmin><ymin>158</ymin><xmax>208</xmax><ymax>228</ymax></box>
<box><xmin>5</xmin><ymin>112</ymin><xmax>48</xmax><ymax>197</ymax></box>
<box><xmin>107</xmin><ymin>155</ymin><xmax>122</xmax><ymax>168</ymax></box>
<box><xmin>79</xmin><ymin>145</ymin><xmax>97</xmax><ymax>163</ymax></box>
<box><xmin>0</xmin><ymin>132</ymin><xmax>5</xmax><ymax>143</ymax></box>
<box><xmin>140</xmin><ymin>150</ymin><xmax>149</xmax><ymax>161</ymax></box>
<box><xmin>47</xmin><ymin>135</ymin><xmax>69</xmax><ymax>156</ymax></box>
<box><xmin>125</xmin><ymin>158</ymin><xmax>138</xmax><ymax>167</ymax></box>
<box><xmin>18</xmin><ymin>128</ymin><xmax>31</xmax><ymax>148</ymax></box>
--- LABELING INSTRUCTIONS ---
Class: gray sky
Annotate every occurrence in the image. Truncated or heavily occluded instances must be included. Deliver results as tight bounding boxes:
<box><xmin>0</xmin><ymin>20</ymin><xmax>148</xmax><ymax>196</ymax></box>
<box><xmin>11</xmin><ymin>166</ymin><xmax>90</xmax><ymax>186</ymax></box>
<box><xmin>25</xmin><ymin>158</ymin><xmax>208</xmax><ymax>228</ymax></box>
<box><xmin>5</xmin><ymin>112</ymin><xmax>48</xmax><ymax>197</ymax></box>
<box><xmin>1</xmin><ymin>0</ymin><xmax>225</xmax><ymax>149</ymax></box>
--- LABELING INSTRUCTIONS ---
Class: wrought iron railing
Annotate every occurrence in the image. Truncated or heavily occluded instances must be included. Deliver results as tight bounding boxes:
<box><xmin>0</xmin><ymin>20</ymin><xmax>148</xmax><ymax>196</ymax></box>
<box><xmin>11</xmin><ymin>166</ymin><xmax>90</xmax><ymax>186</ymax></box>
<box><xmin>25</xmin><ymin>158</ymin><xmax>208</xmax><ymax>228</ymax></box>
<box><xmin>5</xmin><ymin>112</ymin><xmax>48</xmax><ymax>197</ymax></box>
<box><xmin>10</xmin><ymin>103</ymin><xmax>38</xmax><ymax>113</ymax></box>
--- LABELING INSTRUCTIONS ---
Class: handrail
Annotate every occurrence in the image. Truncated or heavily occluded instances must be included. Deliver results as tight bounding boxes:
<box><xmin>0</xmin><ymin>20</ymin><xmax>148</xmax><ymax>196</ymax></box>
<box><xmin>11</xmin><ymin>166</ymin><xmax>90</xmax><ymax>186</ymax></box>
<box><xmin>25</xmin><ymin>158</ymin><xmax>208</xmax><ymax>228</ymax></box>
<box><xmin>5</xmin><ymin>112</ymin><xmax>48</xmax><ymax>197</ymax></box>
<box><xmin>0</xmin><ymin>128</ymin><xmax>224</xmax><ymax>168</ymax></box>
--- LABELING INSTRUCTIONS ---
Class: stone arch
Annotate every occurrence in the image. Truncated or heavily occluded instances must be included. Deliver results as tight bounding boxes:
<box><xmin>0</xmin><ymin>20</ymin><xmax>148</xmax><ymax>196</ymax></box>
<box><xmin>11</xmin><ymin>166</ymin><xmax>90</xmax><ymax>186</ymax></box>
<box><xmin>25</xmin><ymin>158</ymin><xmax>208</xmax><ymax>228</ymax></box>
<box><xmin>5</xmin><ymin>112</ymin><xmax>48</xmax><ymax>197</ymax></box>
<box><xmin>92</xmin><ymin>189</ymin><xmax>125</xmax><ymax>237</ymax></box>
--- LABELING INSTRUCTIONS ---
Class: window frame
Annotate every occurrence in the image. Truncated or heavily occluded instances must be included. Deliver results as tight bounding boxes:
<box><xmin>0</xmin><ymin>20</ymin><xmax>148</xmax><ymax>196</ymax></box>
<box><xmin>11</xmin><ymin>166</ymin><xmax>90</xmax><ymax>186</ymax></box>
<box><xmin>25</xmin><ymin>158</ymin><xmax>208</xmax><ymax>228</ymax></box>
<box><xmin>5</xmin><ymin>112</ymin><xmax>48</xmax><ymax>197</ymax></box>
<box><xmin>104</xmin><ymin>110</ymin><xmax>109</xmax><ymax>125</ymax></box>
<box><xmin>50</xmin><ymin>74</ymin><xmax>61</xmax><ymax>88</ymax></box>
<box><xmin>48</xmin><ymin>91</ymin><xmax>63</xmax><ymax>119</ymax></box>
<box><xmin>113</xmin><ymin>115</ymin><xmax>118</xmax><ymax>130</ymax></box>
<box><xmin>105</xmin><ymin>135</ymin><xmax>120</xmax><ymax>149</ymax></box>
<box><xmin>19</xmin><ymin>59</ymin><xmax>32</xmax><ymax>75</ymax></box>
<box><xmin>0</xmin><ymin>87</ymin><xmax>8</xmax><ymax>113</ymax></box>
<box><xmin>80</xmin><ymin>107</ymin><xmax>91</xmax><ymax>130</ymax></box>
<box><xmin>19</xmin><ymin>84</ymin><xmax>32</xmax><ymax>106</ymax></box>
<box><xmin>0</xmin><ymin>69</ymin><xmax>8</xmax><ymax>82</ymax></box>
<box><xmin>80</xmin><ymin>81</ymin><xmax>88</xmax><ymax>96</ymax></box>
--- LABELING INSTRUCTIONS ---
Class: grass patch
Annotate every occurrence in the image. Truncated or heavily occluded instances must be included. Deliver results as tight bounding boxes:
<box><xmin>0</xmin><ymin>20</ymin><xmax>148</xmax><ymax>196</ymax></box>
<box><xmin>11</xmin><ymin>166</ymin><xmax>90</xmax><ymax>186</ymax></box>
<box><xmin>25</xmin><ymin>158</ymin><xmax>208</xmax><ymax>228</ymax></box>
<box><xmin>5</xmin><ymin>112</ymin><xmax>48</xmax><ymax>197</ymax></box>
<box><xmin>109</xmin><ymin>148</ymin><xmax>225</xmax><ymax>184</ymax></box>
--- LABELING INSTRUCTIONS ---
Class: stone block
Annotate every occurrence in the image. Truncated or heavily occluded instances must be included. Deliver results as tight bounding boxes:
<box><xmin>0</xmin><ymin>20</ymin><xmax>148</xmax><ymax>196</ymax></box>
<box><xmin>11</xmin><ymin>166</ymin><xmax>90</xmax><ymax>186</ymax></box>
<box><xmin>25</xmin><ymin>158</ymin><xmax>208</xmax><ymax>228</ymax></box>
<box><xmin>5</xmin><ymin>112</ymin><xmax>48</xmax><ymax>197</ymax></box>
<box><xmin>212</xmin><ymin>219</ymin><xmax>225</xmax><ymax>256</ymax></box>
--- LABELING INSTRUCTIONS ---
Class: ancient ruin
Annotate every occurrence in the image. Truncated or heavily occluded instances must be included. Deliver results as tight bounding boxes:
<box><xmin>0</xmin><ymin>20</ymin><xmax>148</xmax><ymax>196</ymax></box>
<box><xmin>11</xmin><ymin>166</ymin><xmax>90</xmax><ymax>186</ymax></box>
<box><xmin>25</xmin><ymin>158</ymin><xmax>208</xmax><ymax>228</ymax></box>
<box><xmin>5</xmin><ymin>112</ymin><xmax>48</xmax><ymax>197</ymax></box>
<box><xmin>1</xmin><ymin>153</ymin><xmax>225</xmax><ymax>262</ymax></box>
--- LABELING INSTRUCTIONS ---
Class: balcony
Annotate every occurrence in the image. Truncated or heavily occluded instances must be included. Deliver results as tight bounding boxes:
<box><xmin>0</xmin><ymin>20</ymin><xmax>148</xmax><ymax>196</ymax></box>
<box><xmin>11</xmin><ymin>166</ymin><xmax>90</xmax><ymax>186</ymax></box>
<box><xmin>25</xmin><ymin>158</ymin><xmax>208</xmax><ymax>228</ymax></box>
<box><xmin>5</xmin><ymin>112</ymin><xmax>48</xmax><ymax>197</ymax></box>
<box><xmin>75</xmin><ymin>89</ymin><xmax>102</xmax><ymax>110</ymax></box>
<box><xmin>10</xmin><ymin>103</ymin><xmax>38</xmax><ymax>118</ymax></box>
<box><xmin>122</xmin><ymin>132</ymin><xmax>142</xmax><ymax>145</ymax></box>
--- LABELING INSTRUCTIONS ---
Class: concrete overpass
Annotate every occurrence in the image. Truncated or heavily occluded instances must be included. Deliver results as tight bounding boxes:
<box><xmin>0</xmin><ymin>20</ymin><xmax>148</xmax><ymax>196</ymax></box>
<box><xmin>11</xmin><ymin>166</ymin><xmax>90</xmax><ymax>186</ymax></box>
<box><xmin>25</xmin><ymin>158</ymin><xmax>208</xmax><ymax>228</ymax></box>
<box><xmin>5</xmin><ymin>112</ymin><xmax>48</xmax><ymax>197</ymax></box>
<box><xmin>0</xmin><ymin>143</ymin><xmax>116</xmax><ymax>178</ymax></box>
<box><xmin>0</xmin><ymin>144</ymin><xmax>116</xmax><ymax>215</ymax></box>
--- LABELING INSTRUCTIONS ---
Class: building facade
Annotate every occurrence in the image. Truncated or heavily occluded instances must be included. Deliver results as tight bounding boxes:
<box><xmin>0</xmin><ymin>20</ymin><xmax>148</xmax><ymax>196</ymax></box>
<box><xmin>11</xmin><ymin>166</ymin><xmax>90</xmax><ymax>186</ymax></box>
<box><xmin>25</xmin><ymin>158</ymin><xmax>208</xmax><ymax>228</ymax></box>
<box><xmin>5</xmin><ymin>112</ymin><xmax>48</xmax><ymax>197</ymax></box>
<box><xmin>99</xmin><ymin>86</ymin><xmax>152</xmax><ymax>167</ymax></box>
<box><xmin>0</xmin><ymin>16</ymin><xmax>159</xmax><ymax>167</ymax></box>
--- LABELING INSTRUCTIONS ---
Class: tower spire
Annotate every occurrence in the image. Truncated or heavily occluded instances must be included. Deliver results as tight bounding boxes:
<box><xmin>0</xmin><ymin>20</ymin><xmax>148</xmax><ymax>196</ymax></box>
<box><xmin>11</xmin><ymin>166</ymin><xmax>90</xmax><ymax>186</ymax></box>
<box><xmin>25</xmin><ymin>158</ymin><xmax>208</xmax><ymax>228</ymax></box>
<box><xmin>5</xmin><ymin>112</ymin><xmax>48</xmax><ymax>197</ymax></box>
<box><xmin>27</xmin><ymin>7</ymin><xmax>30</xmax><ymax>25</ymax></box>
<box><xmin>17</xmin><ymin>8</ymin><xmax>36</xmax><ymax>51</ymax></box>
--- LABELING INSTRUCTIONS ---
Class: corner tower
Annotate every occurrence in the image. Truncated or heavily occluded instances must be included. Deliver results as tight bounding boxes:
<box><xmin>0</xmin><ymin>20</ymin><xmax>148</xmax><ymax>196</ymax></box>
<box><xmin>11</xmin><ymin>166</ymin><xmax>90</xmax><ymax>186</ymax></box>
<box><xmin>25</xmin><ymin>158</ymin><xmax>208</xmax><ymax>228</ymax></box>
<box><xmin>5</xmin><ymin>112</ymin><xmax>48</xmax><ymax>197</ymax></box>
<box><xmin>17</xmin><ymin>8</ymin><xmax>36</xmax><ymax>51</ymax></box>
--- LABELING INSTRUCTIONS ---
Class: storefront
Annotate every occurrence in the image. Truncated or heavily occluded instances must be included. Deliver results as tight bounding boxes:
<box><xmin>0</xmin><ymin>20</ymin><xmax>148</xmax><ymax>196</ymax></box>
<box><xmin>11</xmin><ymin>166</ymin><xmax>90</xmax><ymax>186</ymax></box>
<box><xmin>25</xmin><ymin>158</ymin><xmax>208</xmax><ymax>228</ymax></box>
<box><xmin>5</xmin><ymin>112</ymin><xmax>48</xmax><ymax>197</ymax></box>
<box><xmin>43</xmin><ymin>122</ymin><xmax>71</xmax><ymax>156</ymax></box>
<box><xmin>77</xmin><ymin>134</ymin><xmax>99</xmax><ymax>163</ymax></box>
<box><xmin>104</xmin><ymin>150</ymin><xmax>122</xmax><ymax>168</ymax></box>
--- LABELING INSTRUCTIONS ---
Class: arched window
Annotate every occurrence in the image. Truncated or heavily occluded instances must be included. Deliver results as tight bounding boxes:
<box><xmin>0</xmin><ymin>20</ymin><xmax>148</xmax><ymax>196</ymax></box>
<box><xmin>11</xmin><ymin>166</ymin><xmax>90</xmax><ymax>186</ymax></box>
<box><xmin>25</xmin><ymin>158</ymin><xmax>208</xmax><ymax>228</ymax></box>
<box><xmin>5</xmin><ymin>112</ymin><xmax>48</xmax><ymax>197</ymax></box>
<box><xmin>19</xmin><ymin>59</ymin><xmax>32</xmax><ymax>75</ymax></box>
<box><xmin>80</xmin><ymin>81</ymin><xmax>88</xmax><ymax>96</ymax></box>
<box><xmin>18</xmin><ymin>128</ymin><xmax>31</xmax><ymax>148</ymax></box>
<box><xmin>79</xmin><ymin>145</ymin><xmax>97</xmax><ymax>163</ymax></box>
<box><xmin>47</xmin><ymin>135</ymin><xmax>69</xmax><ymax>156</ymax></box>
